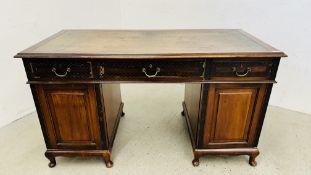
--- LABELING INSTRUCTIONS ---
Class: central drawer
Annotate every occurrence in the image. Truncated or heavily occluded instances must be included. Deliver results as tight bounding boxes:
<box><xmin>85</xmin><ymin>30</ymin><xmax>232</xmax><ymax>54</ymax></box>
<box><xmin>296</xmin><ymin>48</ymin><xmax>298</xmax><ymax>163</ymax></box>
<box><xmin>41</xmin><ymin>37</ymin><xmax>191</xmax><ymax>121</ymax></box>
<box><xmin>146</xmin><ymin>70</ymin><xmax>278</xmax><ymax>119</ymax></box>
<box><xmin>95</xmin><ymin>60</ymin><xmax>205</xmax><ymax>82</ymax></box>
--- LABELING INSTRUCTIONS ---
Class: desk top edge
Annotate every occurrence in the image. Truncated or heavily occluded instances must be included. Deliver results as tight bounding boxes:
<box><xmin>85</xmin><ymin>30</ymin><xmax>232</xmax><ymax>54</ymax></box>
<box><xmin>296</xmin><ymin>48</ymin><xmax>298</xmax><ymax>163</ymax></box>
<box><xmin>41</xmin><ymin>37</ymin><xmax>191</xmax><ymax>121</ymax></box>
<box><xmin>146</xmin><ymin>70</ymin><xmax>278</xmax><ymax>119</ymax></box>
<box><xmin>15</xmin><ymin>29</ymin><xmax>287</xmax><ymax>59</ymax></box>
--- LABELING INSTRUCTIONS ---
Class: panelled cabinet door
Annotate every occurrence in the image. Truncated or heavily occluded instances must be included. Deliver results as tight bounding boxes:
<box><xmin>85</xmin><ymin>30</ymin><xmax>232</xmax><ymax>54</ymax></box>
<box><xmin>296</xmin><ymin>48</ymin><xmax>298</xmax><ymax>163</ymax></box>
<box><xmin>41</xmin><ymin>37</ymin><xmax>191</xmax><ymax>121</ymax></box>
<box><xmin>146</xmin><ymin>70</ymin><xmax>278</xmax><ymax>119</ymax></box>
<box><xmin>36</xmin><ymin>84</ymin><xmax>101</xmax><ymax>149</ymax></box>
<box><xmin>202</xmin><ymin>83</ymin><xmax>267</xmax><ymax>148</ymax></box>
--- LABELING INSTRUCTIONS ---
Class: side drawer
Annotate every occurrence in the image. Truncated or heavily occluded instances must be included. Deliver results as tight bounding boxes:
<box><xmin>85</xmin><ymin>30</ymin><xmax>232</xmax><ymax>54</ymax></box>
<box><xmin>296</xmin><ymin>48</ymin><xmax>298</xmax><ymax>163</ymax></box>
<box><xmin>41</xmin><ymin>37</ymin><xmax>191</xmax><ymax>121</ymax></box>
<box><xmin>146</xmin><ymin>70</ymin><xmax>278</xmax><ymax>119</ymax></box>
<box><xmin>95</xmin><ymin>60</ymin><xmax>205</xmax><ymax>82</ymax></box>
<box><xmin>24</xmin><ymin>60</ymin><xmax>93</xmax><ymax>80</ymax></box>
<box><xmin>210</xmin><ymin>59</ymin><xmax>274</xmax><ymax>80</ymax></box>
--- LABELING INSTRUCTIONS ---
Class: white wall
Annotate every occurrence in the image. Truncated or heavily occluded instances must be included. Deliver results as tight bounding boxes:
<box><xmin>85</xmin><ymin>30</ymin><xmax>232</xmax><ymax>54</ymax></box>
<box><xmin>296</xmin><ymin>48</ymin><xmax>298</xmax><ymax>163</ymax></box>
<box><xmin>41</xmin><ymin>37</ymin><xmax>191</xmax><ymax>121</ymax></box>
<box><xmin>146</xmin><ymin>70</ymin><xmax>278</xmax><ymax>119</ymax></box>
<box><xmin>0</xmin><ymin>0</ymin><xmax>310</xmax><ymax>128</ymax></box>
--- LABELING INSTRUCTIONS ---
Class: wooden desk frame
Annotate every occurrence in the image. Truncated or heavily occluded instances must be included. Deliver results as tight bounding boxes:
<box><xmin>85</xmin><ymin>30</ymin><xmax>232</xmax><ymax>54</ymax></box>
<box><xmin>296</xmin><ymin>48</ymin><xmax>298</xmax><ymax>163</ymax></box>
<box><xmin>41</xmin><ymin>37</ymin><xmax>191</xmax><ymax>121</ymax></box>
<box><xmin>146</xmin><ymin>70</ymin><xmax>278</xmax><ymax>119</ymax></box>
<box><xmin>15</xmin><ymin>29</ymin><xmax>286</xmax><ymax>168</ymax></box>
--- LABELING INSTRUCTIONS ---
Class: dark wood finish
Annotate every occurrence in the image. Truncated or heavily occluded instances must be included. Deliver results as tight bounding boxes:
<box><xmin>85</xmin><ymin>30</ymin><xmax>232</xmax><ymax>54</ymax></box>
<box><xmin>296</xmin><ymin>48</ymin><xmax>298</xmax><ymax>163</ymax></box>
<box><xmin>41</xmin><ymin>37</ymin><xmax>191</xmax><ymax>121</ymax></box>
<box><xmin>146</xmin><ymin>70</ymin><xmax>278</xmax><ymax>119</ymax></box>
<box><xmin>184</xmin><ymin>84</ymin><xmax>202</xmax><ymax>145</ymax></box>
<box><xmin>99</xmin><ymin>84</ymin><xmax>122</xmax><ymax>148</ymax></box>
<box><xmin>45</xmin><ymin>150</ymin><xmax>113</xmax><ymax>168</ymax></box>
<box><xmin>96</xmin><ymin>59</ymin><xmax>204</xmax><ymax>82</ymax></box>
<box><xmin>33</xmin><ymin>83</ymin><xmax>123</xmax><ymax>168</ymax></box>
<box><xmin>15</xmin><ymin>30</ymin><xmax>286</xmax><ymax>59</ymax></box>
<box><xmin>193</xmin><ymin>148</ymin><xmax>260</xmax><ymax>166</ymax></box>
<box><xmin>26</xmin><ymin>79</ymin><xmax>277</xmax><ymax>84</ymax></box>
<box><xmin>183</xmin><ymin>96</ymin><xmax>262</xmax><ymax>167</ymax></box>
<box><xmin>210</xmin><ymin>59</ymin><xmax>274</xmax><ymax>80</ymax></box>
<box><xmin>16</xmin><ymin>29</ymin><xmax>286</xmax><ymax>168</ymax></box>
<box><xmin>23</xmin><ymin>58</ymin><xmax>279</xmax><ymax>84</ymax></box>
<box><xmin>184</xmin><ymin>83</ymin><xmax>268</xmax><ymax>166</ymax></box>
<box><xmin>24</xmin><ymin>59</ymin><xmax>93</xmax><ymax>80</ymax></box>
<box><xmin>182</xmin><ymin>102</ymin><xmax>196</xmax><ymax>148</ymax></box>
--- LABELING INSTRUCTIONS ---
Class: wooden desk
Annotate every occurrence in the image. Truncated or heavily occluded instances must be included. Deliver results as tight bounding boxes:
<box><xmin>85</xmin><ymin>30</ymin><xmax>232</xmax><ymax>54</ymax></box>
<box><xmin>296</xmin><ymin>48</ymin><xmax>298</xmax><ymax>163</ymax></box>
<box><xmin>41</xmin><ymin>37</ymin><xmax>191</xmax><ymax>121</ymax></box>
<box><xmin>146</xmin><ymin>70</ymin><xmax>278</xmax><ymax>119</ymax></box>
<box><xmin>15</xmin><ymin>29</ymin><xmax>287</xmax><ymax>168</ymax></box>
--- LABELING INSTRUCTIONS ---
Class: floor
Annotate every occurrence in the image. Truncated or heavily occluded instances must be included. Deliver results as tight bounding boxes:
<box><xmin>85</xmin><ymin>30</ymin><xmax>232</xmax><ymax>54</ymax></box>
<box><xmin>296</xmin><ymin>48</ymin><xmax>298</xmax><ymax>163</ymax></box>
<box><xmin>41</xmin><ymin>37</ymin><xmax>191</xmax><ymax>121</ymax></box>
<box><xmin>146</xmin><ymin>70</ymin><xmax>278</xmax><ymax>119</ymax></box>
<box><xmin>0</xmin><ymin>84</ymin><xmax>310</xmax><ymax>175</ymax></box>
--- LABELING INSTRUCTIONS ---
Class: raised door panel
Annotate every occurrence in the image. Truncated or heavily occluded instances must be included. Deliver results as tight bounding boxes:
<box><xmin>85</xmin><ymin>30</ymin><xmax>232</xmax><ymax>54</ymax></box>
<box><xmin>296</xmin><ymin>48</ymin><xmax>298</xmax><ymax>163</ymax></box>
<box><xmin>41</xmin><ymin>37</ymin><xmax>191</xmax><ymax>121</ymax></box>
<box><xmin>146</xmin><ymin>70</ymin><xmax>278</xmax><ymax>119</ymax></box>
<box><xmin>36</xmin><ymin>84</ymin><xmax>101</xmax><ymax>149</ymax></box>
<box><xmin>212</xmin><ymin>88</ymin><xmax>256</xmax><ymax>142</ymax></box>
<box><xmin>203</xmin><ymin>84</ymin><xmax>266</xmax><ymax>148</ymax></box>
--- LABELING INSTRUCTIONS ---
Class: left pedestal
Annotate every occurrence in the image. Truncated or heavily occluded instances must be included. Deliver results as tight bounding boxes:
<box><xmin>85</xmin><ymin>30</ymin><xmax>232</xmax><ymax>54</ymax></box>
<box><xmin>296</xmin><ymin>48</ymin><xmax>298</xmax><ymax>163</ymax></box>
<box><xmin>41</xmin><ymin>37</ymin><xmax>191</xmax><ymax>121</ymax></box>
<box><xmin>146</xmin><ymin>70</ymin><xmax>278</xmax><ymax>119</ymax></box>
<box><xmin>31</xmin><ymin>83</ymin><xmax>123</xmax><ymax>168</ymax></box>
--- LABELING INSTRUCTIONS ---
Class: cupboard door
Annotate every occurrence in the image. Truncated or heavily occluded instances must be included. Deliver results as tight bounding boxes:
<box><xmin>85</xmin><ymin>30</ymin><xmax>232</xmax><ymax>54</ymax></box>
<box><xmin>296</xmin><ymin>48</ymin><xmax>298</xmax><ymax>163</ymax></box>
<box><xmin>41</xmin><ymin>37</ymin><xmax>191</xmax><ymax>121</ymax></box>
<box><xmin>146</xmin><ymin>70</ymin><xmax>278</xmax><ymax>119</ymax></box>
<box><xmin>36</xmin><ymin>84</ymin><xmax>101</xmax><ymax>149</ymax></box>
<box><xmin>202</xmin><ymin>84</ymin><xmax>266</xmax><ymax>148</ymax></box>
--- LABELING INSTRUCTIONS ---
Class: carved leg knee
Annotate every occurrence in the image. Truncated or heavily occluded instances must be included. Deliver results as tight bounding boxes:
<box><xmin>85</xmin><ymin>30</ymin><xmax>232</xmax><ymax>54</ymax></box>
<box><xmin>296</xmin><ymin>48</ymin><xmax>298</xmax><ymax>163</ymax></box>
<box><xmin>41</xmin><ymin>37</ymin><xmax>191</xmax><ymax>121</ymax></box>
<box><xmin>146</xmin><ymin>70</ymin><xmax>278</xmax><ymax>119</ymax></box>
<box><xmin>249</xmin><ymin>154</ymin><xmax>259</xmax><ymax>167</ymax></box>
<box><xmin>45</xmin><ymin>152</ymin><xmax>56</xmax><ymax>168</ymax></box>
<box><xmin>103</xmin><ymin>152</ymin><xmax>113</xmax><ymax>168</ymax></box>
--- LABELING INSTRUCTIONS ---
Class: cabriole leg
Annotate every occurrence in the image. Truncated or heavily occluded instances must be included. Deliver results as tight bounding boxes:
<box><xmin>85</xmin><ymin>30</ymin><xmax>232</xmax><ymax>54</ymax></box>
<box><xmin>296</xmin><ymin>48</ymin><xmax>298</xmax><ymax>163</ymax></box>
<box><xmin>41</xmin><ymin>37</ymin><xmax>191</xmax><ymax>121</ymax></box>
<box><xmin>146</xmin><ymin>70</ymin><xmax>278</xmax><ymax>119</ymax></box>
<box><xmin>103</xmin><ymin>152</ymin><xmax>113</xmax><ymax>168</ymax></box>
<box><xmin>192</xmin><ymin>152</ymin><xmax>200</xmax><ymax>167</ymax></box>
<box><xmin>249</xmin><ymin>153</ymin><xmax>259</xmax><ymax>167</ymax></box>
<box><xmin>45</xmin><ymin>152</ymin><xmax>56</xmax><ymax>168</ymax></box>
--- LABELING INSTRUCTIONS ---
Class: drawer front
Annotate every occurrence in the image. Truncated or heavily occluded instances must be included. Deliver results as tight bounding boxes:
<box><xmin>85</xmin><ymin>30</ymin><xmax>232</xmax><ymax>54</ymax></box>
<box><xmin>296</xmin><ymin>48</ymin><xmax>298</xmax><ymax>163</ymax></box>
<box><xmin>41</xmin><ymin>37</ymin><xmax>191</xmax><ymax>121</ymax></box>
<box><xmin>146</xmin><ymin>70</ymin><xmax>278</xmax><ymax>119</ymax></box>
<box><xmin>96</xmin><ymin>60</ymin><xmax>205</xmax><ymax>81</ymax></box>
<box><xmin>26</xmin><ymin>60</ymin><xmax>93</xmax><ymax>80</ymax></box>
<box><xmin>210</xmin><ymin>60</ymin><xmax>274</xmax><ymax>80</ymax></box>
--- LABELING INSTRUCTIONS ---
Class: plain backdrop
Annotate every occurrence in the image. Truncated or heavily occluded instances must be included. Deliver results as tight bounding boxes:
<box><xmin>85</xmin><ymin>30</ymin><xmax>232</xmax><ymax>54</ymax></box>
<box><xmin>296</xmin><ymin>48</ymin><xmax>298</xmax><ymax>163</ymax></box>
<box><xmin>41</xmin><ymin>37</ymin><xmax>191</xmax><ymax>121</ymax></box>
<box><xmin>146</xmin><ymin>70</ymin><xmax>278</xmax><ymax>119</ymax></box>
<box><xmin>0</xmin><ymin>0</ymin><xmax>310</xmax><ymax>128</ymax></box>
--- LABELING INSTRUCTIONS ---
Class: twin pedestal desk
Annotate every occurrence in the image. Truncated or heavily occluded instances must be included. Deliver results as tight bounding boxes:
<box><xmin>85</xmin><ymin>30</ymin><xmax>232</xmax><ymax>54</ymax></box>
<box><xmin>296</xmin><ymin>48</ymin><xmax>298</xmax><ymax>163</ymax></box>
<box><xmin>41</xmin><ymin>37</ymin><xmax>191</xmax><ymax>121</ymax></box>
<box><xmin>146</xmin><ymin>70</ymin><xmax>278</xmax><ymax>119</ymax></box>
<box><xmin>15</xmin><ymin>29</ymin><xmax>287</xmax><ymax>168</ymax></box>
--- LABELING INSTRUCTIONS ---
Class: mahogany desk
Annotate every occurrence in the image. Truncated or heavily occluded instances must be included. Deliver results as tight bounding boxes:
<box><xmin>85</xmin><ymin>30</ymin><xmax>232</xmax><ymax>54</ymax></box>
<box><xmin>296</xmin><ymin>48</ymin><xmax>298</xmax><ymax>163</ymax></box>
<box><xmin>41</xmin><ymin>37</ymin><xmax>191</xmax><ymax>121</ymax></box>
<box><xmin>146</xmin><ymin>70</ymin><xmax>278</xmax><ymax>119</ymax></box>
<box><xmin>15</xmin><ymin>29</ymin><xmax>287</xmax><ymax>168</ymax></box>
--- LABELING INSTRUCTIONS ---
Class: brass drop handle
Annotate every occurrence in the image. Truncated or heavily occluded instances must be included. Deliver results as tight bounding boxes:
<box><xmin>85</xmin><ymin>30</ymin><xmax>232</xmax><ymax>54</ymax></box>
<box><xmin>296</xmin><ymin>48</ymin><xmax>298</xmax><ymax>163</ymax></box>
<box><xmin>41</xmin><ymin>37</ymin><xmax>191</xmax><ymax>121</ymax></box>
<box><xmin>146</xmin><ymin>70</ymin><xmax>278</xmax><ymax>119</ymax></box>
<box><xmin>232</xmin><ymin>67</ymin><xmax>251</xmax><ymax>77</ymax></box>
<box><xmin>51</xmin><ymin>67</ymin><xmax>71</xmax><ymax>77</ymax></box>
<box><xmin>142</xmin><ymin>67</ymin><xmax>161</xmax><ymax>78</ymax></box>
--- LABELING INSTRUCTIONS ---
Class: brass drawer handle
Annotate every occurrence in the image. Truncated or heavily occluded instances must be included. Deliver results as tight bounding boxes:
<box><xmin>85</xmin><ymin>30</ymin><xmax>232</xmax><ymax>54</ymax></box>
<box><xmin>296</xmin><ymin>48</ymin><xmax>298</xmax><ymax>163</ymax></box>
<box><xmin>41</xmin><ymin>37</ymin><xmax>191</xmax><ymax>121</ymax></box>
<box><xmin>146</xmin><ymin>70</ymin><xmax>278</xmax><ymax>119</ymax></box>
<box><xmin>232</xmin><ymin>67</ymin><xmax>251</xmax><ymax>77</ymax></box>
<box><xmin>142</xmin><ymin>67</ymin><xmax>161</xmax><ymax>78</ymax></box>
<box><xmin>51</xmin><ymin>67</ymin><xmax>71</xmax><ymax>77</ymax></box>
